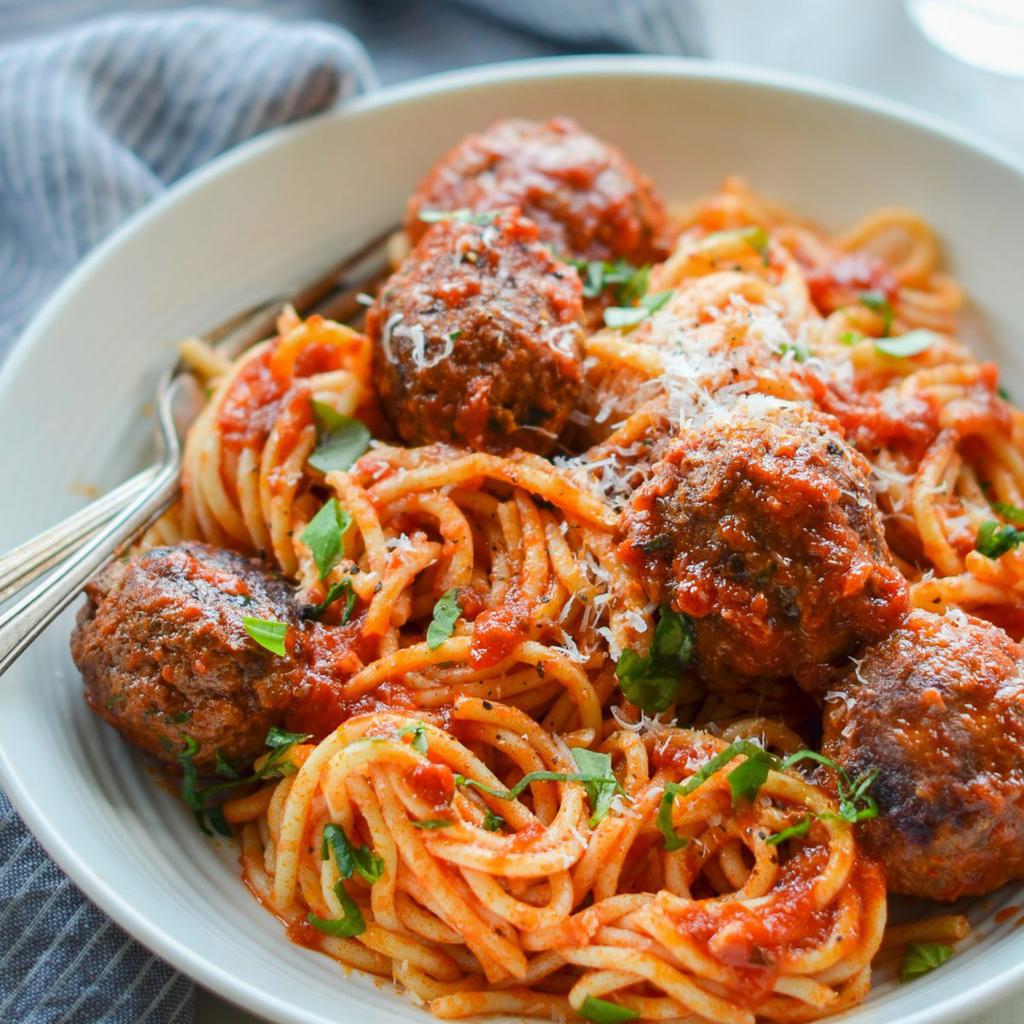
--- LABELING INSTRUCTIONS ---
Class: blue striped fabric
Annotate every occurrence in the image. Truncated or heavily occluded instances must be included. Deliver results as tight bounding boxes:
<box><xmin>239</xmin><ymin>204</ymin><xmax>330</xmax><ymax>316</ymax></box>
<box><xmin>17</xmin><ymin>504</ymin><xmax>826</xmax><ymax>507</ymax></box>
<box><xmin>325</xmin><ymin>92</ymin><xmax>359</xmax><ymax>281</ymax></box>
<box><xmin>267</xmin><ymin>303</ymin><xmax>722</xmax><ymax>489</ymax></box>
<box><xmin>0</xmin><ymin>4</ymin><xmax>700</xmax><ymax>1022</ymax></box>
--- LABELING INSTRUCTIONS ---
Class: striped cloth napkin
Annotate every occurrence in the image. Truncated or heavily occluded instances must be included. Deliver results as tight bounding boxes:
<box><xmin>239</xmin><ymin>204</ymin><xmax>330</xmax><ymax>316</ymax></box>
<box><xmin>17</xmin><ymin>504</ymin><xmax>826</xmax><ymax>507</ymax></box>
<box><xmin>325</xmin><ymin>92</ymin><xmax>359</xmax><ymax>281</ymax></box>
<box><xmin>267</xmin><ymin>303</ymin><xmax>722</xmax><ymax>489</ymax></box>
<box><xmin>0</xmin><ymin>3</ymin><xmax>699</xmax><ymax>1021</ymax></box>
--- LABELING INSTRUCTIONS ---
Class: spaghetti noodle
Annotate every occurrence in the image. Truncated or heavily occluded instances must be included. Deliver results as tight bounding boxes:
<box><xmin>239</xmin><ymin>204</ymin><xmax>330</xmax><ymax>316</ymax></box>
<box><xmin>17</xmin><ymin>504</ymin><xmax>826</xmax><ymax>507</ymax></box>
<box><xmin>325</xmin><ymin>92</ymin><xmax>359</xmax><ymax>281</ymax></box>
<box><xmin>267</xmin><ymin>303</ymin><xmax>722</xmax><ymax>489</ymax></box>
<box><xmin>123</xmin><ymin>162</ymin><xmax>1009</xmax><ymax>1018</ymax></box>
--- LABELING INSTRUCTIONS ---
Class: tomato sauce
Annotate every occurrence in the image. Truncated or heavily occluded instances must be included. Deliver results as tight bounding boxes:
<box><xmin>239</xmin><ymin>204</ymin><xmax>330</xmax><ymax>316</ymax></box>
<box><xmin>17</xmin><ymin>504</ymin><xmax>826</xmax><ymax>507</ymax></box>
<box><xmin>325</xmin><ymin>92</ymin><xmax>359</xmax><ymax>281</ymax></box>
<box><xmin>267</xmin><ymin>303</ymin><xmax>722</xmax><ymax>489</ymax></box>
<box><xmin>409</xmin><ymin>762</ymin><xmax>455</xmax><ymax>809</ymax></box>
<box><xmin>470</xmin><ymin>597</ymin><xmax>531</xmax><ymax>668</ymax></box>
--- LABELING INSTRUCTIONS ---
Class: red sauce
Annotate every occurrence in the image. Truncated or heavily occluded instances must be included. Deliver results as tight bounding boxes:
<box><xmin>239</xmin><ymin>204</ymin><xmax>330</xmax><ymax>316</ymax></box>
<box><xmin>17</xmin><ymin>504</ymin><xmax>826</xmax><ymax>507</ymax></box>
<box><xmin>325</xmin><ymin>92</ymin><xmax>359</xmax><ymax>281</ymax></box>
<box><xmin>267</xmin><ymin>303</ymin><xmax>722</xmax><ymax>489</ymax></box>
<box><xmin>409</xmin><ymin>762</ymin><xmax>455</xmax><ymax>808</ymax></box>
<box><xmin>470</xmin><ymin>597</ymin><xmax>531</xmax><ymax>669</ymax></box>
<box><xmin>995</xmin><ymin>905</ymin><xmax>1020</xmax><ymax>924</ymax></box>
<box><xmin>804</xmin><ymin>252</ymin><xmax>897</xmax><ymax>315</ymax></box>
<box><xmin>286</xmin><ymin>917</ymin><xmax>322</xmax><ymax>950</ymax></box>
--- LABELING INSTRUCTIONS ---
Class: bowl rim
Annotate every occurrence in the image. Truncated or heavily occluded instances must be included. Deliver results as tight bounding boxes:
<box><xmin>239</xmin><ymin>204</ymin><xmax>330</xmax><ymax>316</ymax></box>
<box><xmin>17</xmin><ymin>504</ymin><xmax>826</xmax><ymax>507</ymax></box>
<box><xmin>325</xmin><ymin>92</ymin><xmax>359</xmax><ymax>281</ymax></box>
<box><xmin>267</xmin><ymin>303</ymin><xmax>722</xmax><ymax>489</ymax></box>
<box><xmin>4</xmin><ymin>53</ymin><xmax>1024</xmax><ymax>1024</ymax></box>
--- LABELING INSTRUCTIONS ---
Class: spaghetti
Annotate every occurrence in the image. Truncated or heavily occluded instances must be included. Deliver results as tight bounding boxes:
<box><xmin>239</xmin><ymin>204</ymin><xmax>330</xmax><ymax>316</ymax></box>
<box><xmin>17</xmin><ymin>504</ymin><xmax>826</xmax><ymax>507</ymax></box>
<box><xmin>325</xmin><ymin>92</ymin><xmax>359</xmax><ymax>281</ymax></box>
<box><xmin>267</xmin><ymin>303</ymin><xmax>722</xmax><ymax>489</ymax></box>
<box><xmin>134</xmin><ymin>168</ymin><xmax>1005</xmax><ymax>1019</ymax></box>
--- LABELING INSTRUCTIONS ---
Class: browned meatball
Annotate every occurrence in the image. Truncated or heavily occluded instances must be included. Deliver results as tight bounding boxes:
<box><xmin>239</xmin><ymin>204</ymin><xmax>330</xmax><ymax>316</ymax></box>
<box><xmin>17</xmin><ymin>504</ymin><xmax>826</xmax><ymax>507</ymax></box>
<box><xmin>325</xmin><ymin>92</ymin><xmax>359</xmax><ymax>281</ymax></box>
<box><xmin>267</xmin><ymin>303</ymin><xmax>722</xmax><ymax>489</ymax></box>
<box><xmin>405</xmin><ymin>117</ymin><xmax>671</xmax><ymax>264</ymax></box>
<box><xmin>620</xmin><ymin>402</ymin><xmax>909</xmax><ymax>685</ymax></box>
<box><xmin>822</xmin><ymin>610</ymin><xmax>1024</xmax><ymax>901</ymax></box>
<box><xmin>367</xmin><ymin>208</ymin><xmax>584</xmax><ymax>452</ymax></box>
<box><xmin>70</xmin><ymin>541</ymin><xmax>297</xmax><ymax>771</ymax></box>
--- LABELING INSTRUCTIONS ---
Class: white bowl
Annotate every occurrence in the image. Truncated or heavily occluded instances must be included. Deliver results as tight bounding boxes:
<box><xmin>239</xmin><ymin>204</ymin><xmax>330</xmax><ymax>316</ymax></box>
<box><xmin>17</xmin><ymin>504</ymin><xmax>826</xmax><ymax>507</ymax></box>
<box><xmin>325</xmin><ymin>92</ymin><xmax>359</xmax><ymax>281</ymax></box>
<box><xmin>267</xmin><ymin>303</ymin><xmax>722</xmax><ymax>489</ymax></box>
<box><xmin>2</xmin><ymin>55</ymin><xmax>1023</xmax><ymax>1024</ymax></box>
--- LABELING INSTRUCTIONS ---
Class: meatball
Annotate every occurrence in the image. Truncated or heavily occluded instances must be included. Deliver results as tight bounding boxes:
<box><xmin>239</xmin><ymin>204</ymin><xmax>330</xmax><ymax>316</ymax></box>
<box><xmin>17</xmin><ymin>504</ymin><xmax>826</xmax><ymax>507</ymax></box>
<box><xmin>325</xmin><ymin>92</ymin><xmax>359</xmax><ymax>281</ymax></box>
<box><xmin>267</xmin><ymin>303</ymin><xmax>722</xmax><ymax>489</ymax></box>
<box><xmin>367</xmin><ymin>208</ymin><xmax>584</xmax><ymax>452</ymax></box>
<box><xmin>620</xmin><ymin>402</ymin><xmax>909</xmax><ymax>684</ymax></box>
<box><xmin>71</xmin><ymin>541</ymin><xmax>298</xmax><ymax>771</ymax></box>
<box><xmin>405</xmin><ymin>117</ymin><xmax>670</xmax><ymax>265</ymax></box>
<box><xmin>822</xmin><ymin>610</ymin><xmax>1024</xmax><ymax>900</ymax></box>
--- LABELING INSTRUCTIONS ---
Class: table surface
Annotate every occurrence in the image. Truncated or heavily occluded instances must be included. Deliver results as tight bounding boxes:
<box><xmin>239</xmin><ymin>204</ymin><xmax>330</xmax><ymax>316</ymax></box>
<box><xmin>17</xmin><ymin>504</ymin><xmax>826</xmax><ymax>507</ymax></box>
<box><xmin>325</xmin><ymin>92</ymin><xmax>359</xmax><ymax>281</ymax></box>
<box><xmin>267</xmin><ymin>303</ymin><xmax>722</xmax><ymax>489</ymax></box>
<box><xmin>197</xmin><ymin>1</ymin><xmax>1024</xmax><ymax>1021</ymax></box>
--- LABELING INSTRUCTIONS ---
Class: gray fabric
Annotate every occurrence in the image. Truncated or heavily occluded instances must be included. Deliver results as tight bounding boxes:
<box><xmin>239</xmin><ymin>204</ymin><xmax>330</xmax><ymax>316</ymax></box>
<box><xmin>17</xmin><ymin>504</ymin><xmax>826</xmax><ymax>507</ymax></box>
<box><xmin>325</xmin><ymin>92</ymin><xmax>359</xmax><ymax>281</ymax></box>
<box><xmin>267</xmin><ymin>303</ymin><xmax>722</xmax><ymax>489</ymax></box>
<box><xmin>0</xmin><ymin>3</ymin><xmax>701</xmax><ymax>1021</ymax></box>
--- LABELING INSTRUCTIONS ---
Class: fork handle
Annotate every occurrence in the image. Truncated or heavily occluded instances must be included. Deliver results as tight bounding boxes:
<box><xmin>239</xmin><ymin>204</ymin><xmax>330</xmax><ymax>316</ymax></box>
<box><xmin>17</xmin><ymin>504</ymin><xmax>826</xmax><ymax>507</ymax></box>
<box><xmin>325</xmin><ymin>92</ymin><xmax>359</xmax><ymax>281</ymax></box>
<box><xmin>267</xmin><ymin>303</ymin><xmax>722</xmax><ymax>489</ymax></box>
<box><xmin>0</xmin><ymin>461</ymin><xmax>181</xmax><ymax>679</ymax></box>
<box><xmin>0</xmin><ymin>466</ymin><xmax>158</xmax><ymax>603</ymax></box>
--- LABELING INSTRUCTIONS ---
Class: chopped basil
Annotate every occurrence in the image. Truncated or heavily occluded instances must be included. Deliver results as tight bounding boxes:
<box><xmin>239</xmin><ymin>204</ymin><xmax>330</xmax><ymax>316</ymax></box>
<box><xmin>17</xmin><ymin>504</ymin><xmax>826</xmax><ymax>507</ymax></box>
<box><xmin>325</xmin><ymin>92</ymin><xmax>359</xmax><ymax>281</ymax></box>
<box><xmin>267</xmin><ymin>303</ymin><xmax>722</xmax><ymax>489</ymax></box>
<box><xmin>994</xmin><ymin>501</ymin><xmax>1024</xmax><ymax>525</ymax></box>
<box><xmin>779</xmin><ymin>340</ymin><xmax>809</xmax><ymax>363</ymax></box>
<box><xmin>449</xmin><ymin>330</ymin><xmax>463</xmax><ymax>342</ymax></box>
<box><xmin>615</xmin><ymin>608</ymin><xmax>695</xmax><ymax>713</ymax></box>
<box><xmin>455</xmin><ymin>761</ymin><xmax>625</xmax><ymax>823</ymax></box>
<box><xmin>399</xmin><ymin>722</ymin><xmax>428</xmax><ymax>755</ymax></box>
<box><xmin>726</xmin><ymin>752</ymin><xmax>775</xmax><ymax>803</ymax></box>
<box><xmin>859</xmin><ymin>291</ymin><xmax>894</xmax><ymax>336</ymax></box>
<box><xmin>242</xmin><ymin>617</ymin><xmax>288</xmax><ymax>657</ymax></box>
<box><xmin>307</xmin><ymin>880</ymin><xmax>366</xmax><ymax>937</ymax></box>
<box><xmin>322</xmin><ymin>823</ymin><xmax>384</xmax><ymax>885</ymax></box>
<box><xmin>411</xmin><ymin>819</ymin><xmax>454</xmax><ymax>829</ymax></box>
<box><xmin>418</xmin><ymin>208</ymin><xmax>497</xmax><ymax>226</ymax></box>
<box><xmin>309</xmin><ymin>400</ymin><xmax>370</xmax><ymax>474</ymax></box>
<box><xmin>603</xmin><ymin>289</ymin><xmax>673</xmax><ymax>330</ymax></box>
<box><xmin>977</xmin><ymin>520</ymin><xmax>1024</xmax><ymax>558</ymax></box>
<box><xmin>482</xmin><ymin>809</ymin><xmax>505</xmax><ymax>832</ymax></box>
<box><xmin>874</xmin><ymin>330</ymin><xmax>936</xmax><ymax>358</ymax></box>
<box><xmin>780</xmin><ymin>750</ymin><xmax>879</xmax><ymax>823</ymax></box>
<box><xmin>178</xmin><ymin>737</ymin><xmax>231</xmax><ymax>837</ymax></box>
<box><xmin>700</xmin><ymin>225</ymin><xmax>770</xmax><ymax>262</ymax></box>
<box><xmin>426</xmin><ymin>589</ymin><xmax>461</xmax><ymax>650</ymax></box>
<box><xmin>307</xmin><ymin>578</ymin><xmax>356</xmax><ymax>623</ymax></box>
<box><xmin>900</xmin><ymin>942</ymin><xmax>953</xmax><ymax>983</ymax></box>
<box><xmin>999</xmin><ymin>384</ymin><xmax>1012</xmax><ymax>401</ymax></box>
<box><xmin>657</xmin><ymin>740</ymin><xmax>778</xmax><ymax>851</ymax></box>
<box><xmin>766</xmin><ymin>815</ymin><xmax>812</xmax><ymax>846</ymax></box>
<box><xmin>839</xmin><ymin>331</ymin><xmax>863</xmax><ymax>345</ymax></box>
<box><xmin>214</xmin><ymin>750</ymin><xmax>240</xmax><ymax>781</ymax></box>
<box><xmin>255</xmin><ymin>726</ymin><xmax>313</xmax><ymax>780</ymax></box>
<box><xmin>579</xmin><ymin>997</ymin><xmax>639</xmax><ymax>1024</ymax></box>
<box><xmin>570</xmin><ymin>259</ymin><xmax>649</xmax><ymax>305</ymax></box>
<box><xmin>570</xmin><ymin>747</ymin><xmax>621</xmax><ymax>827</ymax></box>
<box><xmin>301</xmin><ymin>499</ymin><xmax>352</xmax><ymax>581</ymax></box>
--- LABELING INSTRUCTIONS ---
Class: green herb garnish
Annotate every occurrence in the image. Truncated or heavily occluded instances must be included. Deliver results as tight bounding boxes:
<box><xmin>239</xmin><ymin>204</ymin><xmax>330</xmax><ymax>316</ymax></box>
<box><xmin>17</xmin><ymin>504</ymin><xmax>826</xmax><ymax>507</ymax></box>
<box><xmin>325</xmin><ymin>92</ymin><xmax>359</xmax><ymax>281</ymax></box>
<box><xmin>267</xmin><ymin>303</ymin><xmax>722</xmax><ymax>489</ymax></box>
<box><xmin>579</xmin><ymin>997</ymin><xmax>639</xmax><ymax>1024</ymax></box>
<box><xmin>994</xmin><ymin>501</ymin><xmax>1024</xmax><ymax>525</ymax></box>
<box><xmin>766</xmin><ymin>815</ymin><xmax>812</xmax><ymax>846</ymax></box>
<box><xmin>603</xmin><ymin>290</ymin><xmax>673</xmax><ymax>330</ymax></box>
<box><xmin>976</xmin><ymin>520</ymin><xmax>1024</xmax><ymax>559</ymax></box>
<box><xmin>780</xmin><ymin>750</ymin><xmax>880</xmax><ymax>824</ymax></box>
<box><xmin>411</xmin><ymin>819</ymin><xmax>454</xmax><ymax>829</ymax></box>
<box><xmin>399</xmin><ymin>722</ymin><xmax>429</xmax><ymax>755</ymax></box>
<box><xmin>700</xmin><ymin>225</ymin><xmax>770</xmax><ymax>263</ymax></box>
<box><xmin>900</xmin><ymin>942</ymin><xmax>953</xmax><ymax>983</ymax></box>
<box><xmin>482</xmin><ymin>809</ymin><xmax>505</xmax><ymax>832</ymax></box>
<box><xmin>307</xmin><ymin>578</ymin><xmax>356</xmax><ymax>623</ymax></box>
<box><xmin>874</xmin><ymin>330</ymin><xmax>936</xmax><ymax>358</ymax></box>
<box><xmin>615</xmin><ymin>608</ymin><xmax>695</xmax><ymax>713</ymax></box>
<box><xmin>571</xmin><ymin>747</ymin><xmax>621</xmax><ymax>827</ymax></box>
<box><xmin>418</xmin><ymin>208</ymin><xmax>497</xmax><ymax>226</ymax></box>
<box><xmin>322</xmin><ymin>823</ymin><xmax>384</xmax><ymax>885</ymax></box>
<box><xmin>570</xmin><ymin>259</ymin><xmax>650</xmax><ymax>305</ymax></box>
<box><xmin>307</xmin><ymin>880</ymin><xmax>366</xmax><ymax>937</ymax></box>
<box><xmin>242</xmin><ymin>617</ymin><xmax>288</xmax><ymax>657</ymax></box>
<box><xmin>309</xmin><ymin>400</ymin><xmax>370</xmax><ymax>474</ymax></box>
<box><xmin>426</xmin><ymin>589</ymin><xmax>461</xmax><ymax>650</ymax></box>
<box><xmin>859</xmin><ymin>291</ymin><xmax>894</xmax><ymax>336</ymax></box>
<box><xmin>301</xmin><ymin>498</ymin><xmax>352</xmax><ymax>581</ymax></box>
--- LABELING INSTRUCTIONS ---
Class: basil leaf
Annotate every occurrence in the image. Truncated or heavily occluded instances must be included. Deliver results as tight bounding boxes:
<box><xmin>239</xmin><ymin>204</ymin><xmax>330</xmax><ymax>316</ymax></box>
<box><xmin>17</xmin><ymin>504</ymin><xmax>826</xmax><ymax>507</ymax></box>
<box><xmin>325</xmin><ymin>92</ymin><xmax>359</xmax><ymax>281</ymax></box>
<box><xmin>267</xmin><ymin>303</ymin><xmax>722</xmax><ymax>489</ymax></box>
<box><xmin>418</xmin><ymin>208</ymin><xmax>497</xmax><ymax>226</ymax></box>
<box><xmin>482</xmin><ymin>809</ymin><xmax>505</xmax><ymax>832</ymax></box>
<box><xmin>839</xmin><ymin>331</ymin><xmax>863</xmax><ymax>345</ymax></box>
<box><xmin>859</xmin><ymin>291</ymin><xmax>894</xmax><ymax>336</ymax></box>
<box><xmin>427</xmin><ymin>589</ymin><xmax>461</xmax><ymax>650</ymax></box>
<box><xmin>399</xmin><ymin>722</ymin><xmax>428</xmax><ymax>755</ymax></box>
<box><xmin>307</xmin><ymin>578</ymin><xmax>356</xmax><ymax>622</ymax></box>
<box><xmin>455</xmin><ymin>763</ymin><xmax>623</xmax><ymax>820</ymax></box>
<box><xmin>570</xmin><ymin>747</ymin><xmax>622</xmax><ymax>827</ymax></box>
<box><xmin>301</xmin><ymin>499</ymin><xmax>352</xmax><ymax>581</ymax></box>
<box><xmin>779</xmin><ymin>340</ymin><xmax>809</xmax><ymax>363</ymax></box>
<box><xmin>309</xmin><ymin>400</ymin><xmax>370</xmax><ymax>474</ymax></box>
<box><xmin>874</xmin><ymin>330</ymin><xmax>937</xmax><ymax>358</ymax></box>
<box><xmin>322</xmin><ymin>824</ymin><xmax>384</xmax><ymax>885</ymax></box>
<box><xmin>178</xmin><ymin>737</ymin><xmax>212</xmax><ymax>837</ymax></box>
<box><xmin>781</xmin><ymin>750</ymin><xmax>880</xmax><ymax>823</ymax></box>
<box><xmin>255</xmin><ymin>726</ymin><xmax>312</xmax><ymax>780</ymax></box>
<box><xmin>579</xmin><ymin>997</ymin><xmax>639</xmax><ymax>1024</ymax></box>
<box><xmin>726</xmin><ymin>753</ymin><xmax>773</xmax><ymax>803</ymax></box>
<box><xmin>657</xmin><ymin>741</ymin><xmax>780</xmax><ymax>850</ymax></box>
<box><xmin>615</xmin><ymin>608</ymin><xmax>694</xmax><ymax>712</ymax></box>
<box><xmin>411</xmin><ymin>819</ymin><xmax>454</xmax><ymax>829</ymax></box>
<box><xmin>214</xmin><ymin>750</ymin><xmax>239</xmax><ymax>780</ymax></box>
<box><xmin>900</xmin><ymin>942</ymin><xmax>953</xmax><ymax>983</ymax></box>
<box><xmin>603</xmin><ymin>289</ymin><xmax>672</xmax><ymax>330</ymax></box>
<box><xmin>977</xmin><ymin>520</ymin><xmax>1024</xmax><ymax>559</ymax></box>
<box><xmin>570</xmin><ymin>259</ymin><xmax>649</xmax><ymax>305</ymax></box>
<box><xmin>242</xmin><ymin>617</ymin><xmax>288</xmax><ymax>657</ymax></box>
<box><xmin>994</xmin><ymin>501</ymin><xmax>1024</xmax><ymax>525</ymax></box>
<box><xmin>307</xmin><ymin>880</ymin><xmax>366</xmax><ymax>937</ymax></box>
<box><xmin>766</xmin><ymin>815</ymin><xmax>812</xmax><ymax>846</ymax></box>
<box><xmin>700</xmin><ymin>225</ymin><xmax>770</xmax><ymax>261</ymax></box>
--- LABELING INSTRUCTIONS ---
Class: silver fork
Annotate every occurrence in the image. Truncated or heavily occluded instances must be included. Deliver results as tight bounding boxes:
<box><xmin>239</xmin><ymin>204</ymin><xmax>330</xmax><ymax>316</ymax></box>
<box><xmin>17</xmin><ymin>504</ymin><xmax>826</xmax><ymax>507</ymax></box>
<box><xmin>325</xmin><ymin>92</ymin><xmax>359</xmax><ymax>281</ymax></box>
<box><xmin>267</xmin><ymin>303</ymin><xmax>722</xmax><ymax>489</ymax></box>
<box><xmin>0</xmin><ymin>225</ymin><xmax>394</xmax><ymax>678</ymax></box>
